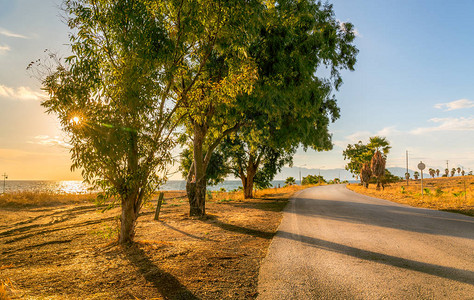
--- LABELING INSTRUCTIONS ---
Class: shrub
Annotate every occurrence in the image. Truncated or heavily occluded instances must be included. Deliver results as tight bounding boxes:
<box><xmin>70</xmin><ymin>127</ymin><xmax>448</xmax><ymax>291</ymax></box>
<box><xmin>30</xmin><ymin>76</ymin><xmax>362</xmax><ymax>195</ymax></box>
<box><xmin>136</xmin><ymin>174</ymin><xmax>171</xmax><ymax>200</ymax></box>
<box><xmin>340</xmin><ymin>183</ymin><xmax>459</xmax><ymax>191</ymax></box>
<box><xmin>435</xmin><ymin>188</ymin><xmax>443</xmax><ymax>196</ymax></box>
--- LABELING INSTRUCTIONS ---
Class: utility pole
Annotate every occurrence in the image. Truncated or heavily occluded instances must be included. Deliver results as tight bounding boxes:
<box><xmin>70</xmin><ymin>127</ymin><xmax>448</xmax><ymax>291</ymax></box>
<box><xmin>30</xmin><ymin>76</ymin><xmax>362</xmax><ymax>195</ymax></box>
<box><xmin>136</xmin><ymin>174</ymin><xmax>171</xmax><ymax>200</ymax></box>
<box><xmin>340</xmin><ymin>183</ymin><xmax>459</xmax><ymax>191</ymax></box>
<box><xmin>2</xmin><ymin>173</ymin><xmax>7</xmax><ymax>194</ymax></box>
<box><xmin>406</xmin><ymin>150</ymin><xmax>409</xmax><ymax>186</ymax></box>
<box><xmin>299</xmin><ymin>164</ymin><xmax>306</xmax><ymax>185</ymax></box>
<box><xmin>318</xmin><ymin>166</ymin><xmax>325</xmax><ymax>185</ymax></box>
<box><xmin>446</xmin><ymin>160</ymin><xmax>449</xmax><ymax>172</ymax></box>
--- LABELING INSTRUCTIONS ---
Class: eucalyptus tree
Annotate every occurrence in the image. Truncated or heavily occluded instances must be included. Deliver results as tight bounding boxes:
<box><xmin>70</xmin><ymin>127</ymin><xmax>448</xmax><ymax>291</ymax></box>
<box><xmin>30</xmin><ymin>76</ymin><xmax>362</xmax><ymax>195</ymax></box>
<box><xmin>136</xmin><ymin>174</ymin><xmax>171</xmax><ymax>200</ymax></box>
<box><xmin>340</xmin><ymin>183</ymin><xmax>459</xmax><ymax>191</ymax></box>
<box><xmin>181</xmin><ymin>0</ymin><xmax>357</xmax><ymax>208</ymax></box>
<box><xmin>217</xmin><ymin>0</ymin><xmax>357</xmax><ymax>199</ymax></box>
<box><xmin>451</xmin><ymin>168</ymin><xmax>456</xmax><ymax>177</ymax></box>
<box><xmin>343</xmin><ymin>141</ymin><xmax>372</xmax><ymax>180</ymax></box>
<box><xmin>457</xmin><ymin>167</ymin><xmax>461</xmax><ymax>176</ymax></box>
<box><xmin>38</xmin><ymin>0</ymin><xmax>191</xmax><ymax>243</ymax></box>
<box><xmin>175</xmin><ymin>0</ymin><xmax>262</xmax><ymax>216</ymax></box>
<box><xmin>436</xmin><ymin>169</ymin><xmax>440</xmax><ymax>177</ymax></box>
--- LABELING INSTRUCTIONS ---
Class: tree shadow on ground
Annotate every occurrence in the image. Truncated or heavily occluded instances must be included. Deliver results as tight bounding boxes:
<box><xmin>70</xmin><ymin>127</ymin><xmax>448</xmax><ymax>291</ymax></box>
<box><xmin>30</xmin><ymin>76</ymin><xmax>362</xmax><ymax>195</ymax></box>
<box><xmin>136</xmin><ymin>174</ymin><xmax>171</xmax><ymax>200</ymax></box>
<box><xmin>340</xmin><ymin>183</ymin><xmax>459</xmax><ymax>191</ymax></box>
<box><xmin>205</xmin><ymin>218</ymin><xmax>274</xmax><ymax>240</ymax></box>
<box><xmin>276</xmin><ymin>230</ymin><xmax>474</xmax><ymax>286</ymax></box>
<box><xmin>124</xmin><ymin>244</ymin><xmax>199</xmax><ymax>300</ymax></box>
<box><xmin>217</xmin><ymin>198</ymin><xmax>288</xmax><ymax>213</ymax></box>
<box><xmin>161</xmin><ymin>221</ymin><xmax>218</xmax><ymax>242</ymax></box>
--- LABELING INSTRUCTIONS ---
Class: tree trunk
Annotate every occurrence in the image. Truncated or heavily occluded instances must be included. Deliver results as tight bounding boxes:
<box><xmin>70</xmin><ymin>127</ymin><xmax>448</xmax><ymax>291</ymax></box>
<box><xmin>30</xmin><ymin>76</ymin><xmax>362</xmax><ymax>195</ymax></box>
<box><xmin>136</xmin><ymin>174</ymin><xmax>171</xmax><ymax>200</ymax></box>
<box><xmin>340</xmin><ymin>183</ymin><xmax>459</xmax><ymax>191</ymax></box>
<box><xmin>119</xmin><ymin>193</ymin><xmax>139</xmax><ymax>244</ymax></box>
<box><xmin>187</xmin><ymin>177</ymin><xmax>206</xmax><ymax>216</ymax></box>
<box><xmin>187</xmin><ymin>123</ymin><xmax>207</xmax><ymax>217</ymax></box>
<box><xmin>244</xmin><ymin>164</ymin><xmax>257</xmax><ymax>199</ymax></box>
<box><xmin>119</xmin><ymin>130</ymin><xmax>140</xmax><ymax>244</ymax></box>
<box><xmin>239</xmin><ymin>153</ymin><xmax>258</xmax><ymax>199</ymax></box>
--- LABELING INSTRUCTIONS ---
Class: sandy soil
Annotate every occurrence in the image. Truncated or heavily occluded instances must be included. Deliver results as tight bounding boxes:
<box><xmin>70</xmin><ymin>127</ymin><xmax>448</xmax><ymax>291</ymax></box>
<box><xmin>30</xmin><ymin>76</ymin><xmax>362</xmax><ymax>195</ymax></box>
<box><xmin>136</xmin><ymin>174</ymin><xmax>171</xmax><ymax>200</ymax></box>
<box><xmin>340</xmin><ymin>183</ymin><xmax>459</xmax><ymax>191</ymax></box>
<box><xmin>0</xmin><ymin>189</ymin><xmax>293</xmax><ymax>299</ymax></box>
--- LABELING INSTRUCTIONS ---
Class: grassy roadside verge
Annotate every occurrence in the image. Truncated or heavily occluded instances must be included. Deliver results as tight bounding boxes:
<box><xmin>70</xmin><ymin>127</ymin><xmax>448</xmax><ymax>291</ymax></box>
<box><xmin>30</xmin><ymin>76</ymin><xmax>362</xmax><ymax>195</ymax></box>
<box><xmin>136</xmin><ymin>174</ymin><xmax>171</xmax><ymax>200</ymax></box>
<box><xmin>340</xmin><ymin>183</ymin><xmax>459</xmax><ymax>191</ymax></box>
<box><xmin>347</xmin><ymin>176</ymin><xmax>474</xmax><ymax>217</ymax></box>
<box><xmin>0</xmin><ymin>185</ymin><xmax>309</xmax><ymax>299</ymax></box>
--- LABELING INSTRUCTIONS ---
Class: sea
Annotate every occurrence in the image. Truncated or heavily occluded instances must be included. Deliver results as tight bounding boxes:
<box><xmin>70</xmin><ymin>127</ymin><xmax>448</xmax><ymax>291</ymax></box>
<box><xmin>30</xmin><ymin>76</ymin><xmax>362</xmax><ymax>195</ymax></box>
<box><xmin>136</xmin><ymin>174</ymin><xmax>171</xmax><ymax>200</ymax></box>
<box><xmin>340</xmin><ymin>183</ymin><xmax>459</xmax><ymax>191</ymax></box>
<box><xmin>0</xmin><ymin>180</ymin><xmax>290</xmax><ymax>194</ymax></box>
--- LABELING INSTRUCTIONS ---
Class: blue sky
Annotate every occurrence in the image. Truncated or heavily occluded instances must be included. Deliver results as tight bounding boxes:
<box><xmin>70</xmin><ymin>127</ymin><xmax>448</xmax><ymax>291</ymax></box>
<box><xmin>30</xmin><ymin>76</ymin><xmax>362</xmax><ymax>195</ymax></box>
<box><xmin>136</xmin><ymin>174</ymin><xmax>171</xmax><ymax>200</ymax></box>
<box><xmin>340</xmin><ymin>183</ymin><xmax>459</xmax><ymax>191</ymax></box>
<box><xmin>0</xmin><ymin>0</ymin><xmax>473</xmax><ymax>180</ymax></box>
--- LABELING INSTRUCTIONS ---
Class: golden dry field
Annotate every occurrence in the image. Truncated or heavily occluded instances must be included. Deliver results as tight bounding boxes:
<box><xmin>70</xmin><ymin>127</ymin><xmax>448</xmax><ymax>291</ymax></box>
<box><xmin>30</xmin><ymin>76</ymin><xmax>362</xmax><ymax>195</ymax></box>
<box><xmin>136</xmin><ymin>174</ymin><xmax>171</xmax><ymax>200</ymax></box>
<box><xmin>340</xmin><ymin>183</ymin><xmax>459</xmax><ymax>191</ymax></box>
<box><xmin>0</xmin><ymin>184</ymin><xmax>309</xmax><ymax>299</ymax></box>
<box><xmin>347</xmin><ymin>176</ymin><xmax>474</xmax><ymax>216</ymax></box>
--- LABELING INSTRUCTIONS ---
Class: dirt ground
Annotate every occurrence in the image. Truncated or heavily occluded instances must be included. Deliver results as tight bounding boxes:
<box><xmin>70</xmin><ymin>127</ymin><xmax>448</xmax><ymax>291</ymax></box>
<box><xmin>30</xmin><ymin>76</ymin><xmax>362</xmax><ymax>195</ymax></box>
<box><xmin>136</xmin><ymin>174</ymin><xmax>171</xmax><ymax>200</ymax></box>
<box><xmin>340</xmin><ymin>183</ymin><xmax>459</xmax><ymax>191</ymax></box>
<box><xmin>0</xmin><ymin>187</ymin><xmax>302</xmax><ymax>299</ymax></box>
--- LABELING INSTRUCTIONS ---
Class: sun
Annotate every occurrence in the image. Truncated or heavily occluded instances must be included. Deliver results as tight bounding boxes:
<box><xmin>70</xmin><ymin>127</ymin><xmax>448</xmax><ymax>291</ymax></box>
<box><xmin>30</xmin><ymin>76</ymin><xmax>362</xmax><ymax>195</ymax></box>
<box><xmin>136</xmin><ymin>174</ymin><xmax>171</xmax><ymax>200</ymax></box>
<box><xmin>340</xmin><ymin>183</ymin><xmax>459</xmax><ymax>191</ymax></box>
<box><xmin>71</xmin><ymin>116</ymin><xmax>81</xmax><ymax>125</ymax></box>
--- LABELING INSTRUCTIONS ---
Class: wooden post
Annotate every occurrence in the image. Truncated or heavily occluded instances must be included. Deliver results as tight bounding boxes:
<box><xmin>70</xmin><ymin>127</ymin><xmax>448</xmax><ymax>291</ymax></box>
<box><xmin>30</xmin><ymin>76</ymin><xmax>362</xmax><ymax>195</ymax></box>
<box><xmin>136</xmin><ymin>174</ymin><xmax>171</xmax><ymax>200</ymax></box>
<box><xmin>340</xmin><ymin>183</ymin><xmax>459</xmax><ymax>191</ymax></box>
<box><xmin>154</xmin><ymin>192</ymin><xmax>165</xmax><ymax>221</ymax></box>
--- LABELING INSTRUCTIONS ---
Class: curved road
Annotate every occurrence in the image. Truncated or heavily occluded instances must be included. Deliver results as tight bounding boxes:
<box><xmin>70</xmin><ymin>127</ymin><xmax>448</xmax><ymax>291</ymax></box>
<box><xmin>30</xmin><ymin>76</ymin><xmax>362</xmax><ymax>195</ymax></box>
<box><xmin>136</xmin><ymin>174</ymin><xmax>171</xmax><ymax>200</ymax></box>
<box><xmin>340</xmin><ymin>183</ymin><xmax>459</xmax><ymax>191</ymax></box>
<box><xmin>258</xmin><ymin>185</ymin><xmax>474</xmax><ymax>299</ymax></box>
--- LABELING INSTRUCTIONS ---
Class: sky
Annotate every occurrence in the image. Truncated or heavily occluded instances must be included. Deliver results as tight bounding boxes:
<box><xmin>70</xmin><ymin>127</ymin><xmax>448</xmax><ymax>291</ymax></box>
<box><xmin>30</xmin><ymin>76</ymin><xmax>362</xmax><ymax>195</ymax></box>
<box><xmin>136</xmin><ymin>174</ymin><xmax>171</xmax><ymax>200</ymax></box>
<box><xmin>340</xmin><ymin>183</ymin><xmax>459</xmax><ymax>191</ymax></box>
<box><xmin>0</xmin><ymin>0</ymin><xmax>473</xmax><ymax>180</ymax></box>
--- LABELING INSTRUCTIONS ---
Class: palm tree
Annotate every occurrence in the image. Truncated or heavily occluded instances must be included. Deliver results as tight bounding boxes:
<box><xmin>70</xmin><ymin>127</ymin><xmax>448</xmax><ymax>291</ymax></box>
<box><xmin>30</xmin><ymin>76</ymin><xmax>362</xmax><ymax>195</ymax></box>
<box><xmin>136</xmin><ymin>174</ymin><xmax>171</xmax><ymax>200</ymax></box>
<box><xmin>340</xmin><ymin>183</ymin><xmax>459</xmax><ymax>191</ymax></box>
<box><xmin>367</xmin><ymin>136</ymin><xmax>391</xmax><ymax>158</ymax></box>
<box><xmin>361</xmin><ymin>162</ymin><xmax>372</xmax><ymax>188</ymax></box>
<box><xmin>414</xmin><ymin>171</ymin><xmax>419</xmax><ymax>180</ymax></box>
<box><xmin>370</xmin><ymin>150</ymin><xmax>386</xmax><ymax>190</ymax></box>
<box><xmin>457</xmin><ymin>167</ymin><xmax>461</xmax><ymax>176</ymax></box>
<box><xmin>451</xmin><ymin>168</ymin><xmax>456</xmax><ymax>177</ymax></box>
<box><xmin>436</xmin><ymin>169</ymin><xmax>440</xmax><ymax>177</ymax></box>
<box><xmin>285</xmin><ymin>177</ymin><xmax>296</xmax><ymax>186</ymax></box>
<box><xmin>429</xmin><ymin>168</ymin><xmax>435</xmax><ymax>178</ymax></box>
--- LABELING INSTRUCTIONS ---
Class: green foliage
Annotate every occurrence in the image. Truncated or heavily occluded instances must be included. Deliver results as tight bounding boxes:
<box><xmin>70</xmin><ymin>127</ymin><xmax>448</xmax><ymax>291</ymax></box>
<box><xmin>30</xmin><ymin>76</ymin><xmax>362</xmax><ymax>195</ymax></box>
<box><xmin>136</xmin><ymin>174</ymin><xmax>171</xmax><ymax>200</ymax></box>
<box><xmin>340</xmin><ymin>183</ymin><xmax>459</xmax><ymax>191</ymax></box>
<box><xmin>37</xmin><ymin>0</ymin><xmax>190</xmax><ymax>242</ymax></box>
<box><xmin>452</xmin><ymin>191</ymin><xmax>465</xmax><ymax>197</ymax></box>
<box><xmin>182</xmin><ymin>0</ymin><xmax>358</xmax><ymax>202</ymax></box>
<box><xmin>206</xmin><ymin>190</ymin><xmax>213</xmax><ymax>201</ymax></box>
<box><xmin>382</xmin><ymin>169</ymin><xmax>403</xmax><ymax>184</ymax></box>
<box><xmin>180</xmin><ymin>148</ymin><xmax>228</xmax><ymax>186</ymax></box>
<box><xmin>221</xmin><ymin>135</ymin><xmax>293</xmax><ymax>192</ymax></box>
<box><xmin>400</xmin><ymin>186</ymin><xmax>405</xmax><ymax>194</ymax></box>
<box><xmin>343</xmin><ymin>136</ymin><xmax>390</xmax><ymax>178</ymax></box>
<box><xmin>285</xmin><ymin>177</ymin><xmax>296</xmax><ymax>186</ymax></box>
<box><xmin>423</xmin><ymin>188</ymin><xmax>431</xmax><ymax>195</ymax></box>
<box><xmin>435</xmin><ymin>187</ymin><xmax>443</xmax><ymax>196</ymax></box>
<box><xmin>302</xmin><ymin>175</ymin><xmax>326</xmax><ymax>185</ymax></box>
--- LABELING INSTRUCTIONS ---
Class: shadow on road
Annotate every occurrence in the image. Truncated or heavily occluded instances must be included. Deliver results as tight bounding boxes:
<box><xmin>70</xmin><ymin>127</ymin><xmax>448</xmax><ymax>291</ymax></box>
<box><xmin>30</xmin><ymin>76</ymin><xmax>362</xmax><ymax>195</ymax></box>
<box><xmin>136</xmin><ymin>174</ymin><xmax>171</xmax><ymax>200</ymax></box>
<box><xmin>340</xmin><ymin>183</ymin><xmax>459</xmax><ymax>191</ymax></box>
<box><xmin>277</xmin><ymin>230</ymin><xmax>474</xmax><ymax>286</ymax></box>
<box><xmin>290</xmin><ymin>195</ymin><xmax>474</xmax><ymax>240</ymax></box>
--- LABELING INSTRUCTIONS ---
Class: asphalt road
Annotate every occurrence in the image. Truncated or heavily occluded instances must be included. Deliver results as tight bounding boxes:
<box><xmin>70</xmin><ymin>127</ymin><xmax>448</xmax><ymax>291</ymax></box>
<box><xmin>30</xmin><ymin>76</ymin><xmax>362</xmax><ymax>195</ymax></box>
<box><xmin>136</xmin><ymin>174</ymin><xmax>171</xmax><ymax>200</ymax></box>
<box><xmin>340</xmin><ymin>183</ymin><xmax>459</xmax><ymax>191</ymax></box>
<box><xmin>257</xmin><ymin>185</ymin><xmax>474</xmax><ymax>299</ymax></box>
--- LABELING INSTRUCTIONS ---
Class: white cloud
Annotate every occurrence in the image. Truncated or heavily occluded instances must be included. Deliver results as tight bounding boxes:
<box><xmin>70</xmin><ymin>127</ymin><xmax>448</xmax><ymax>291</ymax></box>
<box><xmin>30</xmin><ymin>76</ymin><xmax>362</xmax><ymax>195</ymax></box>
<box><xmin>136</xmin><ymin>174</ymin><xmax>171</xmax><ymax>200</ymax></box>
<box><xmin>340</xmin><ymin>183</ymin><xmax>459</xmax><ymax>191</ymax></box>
<box><xmin>434</xmin><ymin>99</ymin><xmax>474</xmax><ymax>111</ymax></box>
<box><xmin>0</xmin><ymin>44</ymin><xmax>10</xmax><ymax>54</ymax></box>
<box><xmin>29</xmin><ymin>135</ymin><xmax>70</xmax><ymax>148</ymax></box>
<box><xmin>410</xmin><ymin>117</ymin><xmax>474</xmax><ymax>134</ymax></box>
<box><xmin>0</xmin><ymin>27</ymin><xmax>28</xmax><ymax>39</ymax></box>
<box><xmin>0</xmin><ymin>84</ymin><xmax>45</xmax><ymax>101</ymax></box>
<box><xmin>333</xmin><ymin>127</ymin><xmax>400</xmax><ymax>149</ymax></box>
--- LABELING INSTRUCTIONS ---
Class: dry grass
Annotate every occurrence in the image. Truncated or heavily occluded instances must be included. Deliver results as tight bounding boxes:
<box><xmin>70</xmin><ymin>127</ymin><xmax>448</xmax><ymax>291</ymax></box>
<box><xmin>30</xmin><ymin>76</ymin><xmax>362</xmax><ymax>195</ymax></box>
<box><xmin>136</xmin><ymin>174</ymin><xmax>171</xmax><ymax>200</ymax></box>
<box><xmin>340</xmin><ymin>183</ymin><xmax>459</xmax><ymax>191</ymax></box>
<box><xmin>0</xmin><ymin>185</ymin><xmax>311</xmax><ymax>299</ymax></box>
<box><xmin>0</xmin><ymin>278</ymin><xmax>13</xmax><ymax>300</ymax></box>
<box><xmin>209</xmin><ymin>184</ymin><xmax>316</xmax><ymax>203</ymax></box>
<box><xmin>348</xmin><ymin>176</ymin><xmax>474</xmax><ymax>216</ymax></box>
<box><xmin>0</xmin><ymin>191</ymin><xmax>94</xmax><ymax>208</ymax></box>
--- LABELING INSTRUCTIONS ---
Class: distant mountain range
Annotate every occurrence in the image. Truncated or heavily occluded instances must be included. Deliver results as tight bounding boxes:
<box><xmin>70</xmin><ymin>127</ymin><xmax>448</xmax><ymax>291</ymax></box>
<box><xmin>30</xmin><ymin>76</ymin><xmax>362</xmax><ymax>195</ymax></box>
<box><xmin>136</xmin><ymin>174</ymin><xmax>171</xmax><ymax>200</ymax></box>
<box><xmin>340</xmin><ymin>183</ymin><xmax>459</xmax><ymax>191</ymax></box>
<box><xmin>279</xmin><ymin>166</ymin><xmax>418</xmax><ymax>182</ymax></box>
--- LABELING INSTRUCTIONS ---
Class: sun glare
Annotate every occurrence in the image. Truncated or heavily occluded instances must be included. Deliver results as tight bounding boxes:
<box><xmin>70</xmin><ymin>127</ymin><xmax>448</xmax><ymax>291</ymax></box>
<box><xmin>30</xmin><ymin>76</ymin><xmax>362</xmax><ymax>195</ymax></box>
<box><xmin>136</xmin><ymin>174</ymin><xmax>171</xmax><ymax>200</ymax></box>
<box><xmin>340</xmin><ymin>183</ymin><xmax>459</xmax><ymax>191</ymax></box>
<box><xmin>71</xmin><ymin>116</ymin><xmax>80</xmax><ymax>125</ymax></box>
